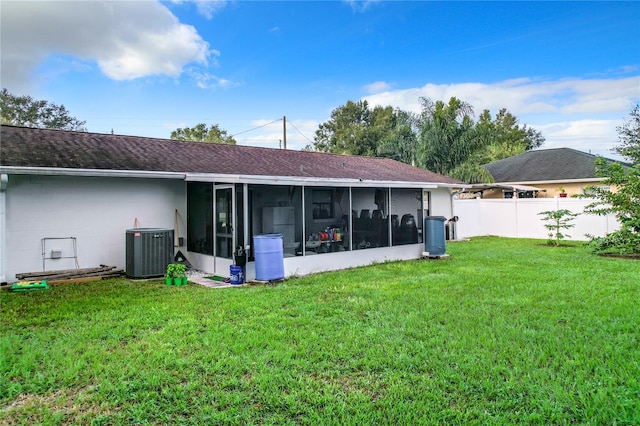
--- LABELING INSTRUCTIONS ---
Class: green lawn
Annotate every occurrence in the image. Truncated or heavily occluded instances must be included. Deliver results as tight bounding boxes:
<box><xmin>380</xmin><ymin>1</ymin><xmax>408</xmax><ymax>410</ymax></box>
<box><xmin>1</xmin><ymin>237</ymin><xmax>639</xmax><ymax>425</ymax></box>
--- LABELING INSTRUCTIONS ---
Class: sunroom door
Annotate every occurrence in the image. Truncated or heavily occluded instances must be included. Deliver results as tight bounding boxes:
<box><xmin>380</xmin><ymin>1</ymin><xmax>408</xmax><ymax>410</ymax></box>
<box><xmin>214</xmin><ymin>185</ymin><xmax>234</xmax><ymax>259</ymax></box>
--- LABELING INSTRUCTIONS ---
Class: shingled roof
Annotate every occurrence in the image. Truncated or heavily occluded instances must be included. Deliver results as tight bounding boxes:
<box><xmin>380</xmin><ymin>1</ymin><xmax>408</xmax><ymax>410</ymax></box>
<box><xmin>483</xmin><ymin>148</ymin><xmax>630</xmax><ymax>183</ymax></box>
<box><xmin>0</xmin><ymin>125</ymin><xmax>461</xmax><ymax>185</ymax></box>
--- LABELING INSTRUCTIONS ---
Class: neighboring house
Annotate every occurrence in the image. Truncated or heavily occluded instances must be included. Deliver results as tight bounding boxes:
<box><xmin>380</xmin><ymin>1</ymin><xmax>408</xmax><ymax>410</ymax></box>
<box><xmin>0</xmin><ymin>125</ymin><xmax>463</xmax><ymax>283</ymax></box>
<box><xmin>465</xmin><ymin>148</ymin><xmax>630</xmax><ymax>199</ymax></box>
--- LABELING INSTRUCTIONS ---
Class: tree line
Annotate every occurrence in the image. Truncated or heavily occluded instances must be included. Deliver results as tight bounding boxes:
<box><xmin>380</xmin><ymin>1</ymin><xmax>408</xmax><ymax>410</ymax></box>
<box><xmin>307</xmin><ymin>97</ymin><xmax>544</xmax><ymax>183</ymax></box>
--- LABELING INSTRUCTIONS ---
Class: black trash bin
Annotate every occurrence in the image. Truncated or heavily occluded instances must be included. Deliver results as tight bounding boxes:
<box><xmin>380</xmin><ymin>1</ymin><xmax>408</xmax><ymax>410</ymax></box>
<box><xmin>234</xmin><ymin>246</ymin><xmax>247</xmax><ymax>267</ymax></box>
<box><xmin>445</xmin><ymin>216</ymin><xmax>459</xmax><ymax>241</ymax></box>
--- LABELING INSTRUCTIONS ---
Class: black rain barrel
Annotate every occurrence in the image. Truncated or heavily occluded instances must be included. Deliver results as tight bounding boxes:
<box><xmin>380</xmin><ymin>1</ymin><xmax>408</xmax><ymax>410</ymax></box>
<box><xmin>253</xmin><ymin>234</ymin><xmax>285</xmax><ymax>281</ymax></box>
<box><xmin>424</xmin><ymin>216</ymin><xmax>447</xmax><ymax>256</ymax></box>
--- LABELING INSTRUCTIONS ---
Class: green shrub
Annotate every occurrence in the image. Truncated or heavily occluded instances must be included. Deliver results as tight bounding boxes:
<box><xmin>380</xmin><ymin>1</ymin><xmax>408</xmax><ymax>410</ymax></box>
<box><xmin>538</xmin><ymin>209</ymin><xmax>579</xmax><ymax>246</ymax></box>
<box><xmin>164</xmin><ymin>263</ymin><xmax>186</xmax><ymax>278</ymax></box>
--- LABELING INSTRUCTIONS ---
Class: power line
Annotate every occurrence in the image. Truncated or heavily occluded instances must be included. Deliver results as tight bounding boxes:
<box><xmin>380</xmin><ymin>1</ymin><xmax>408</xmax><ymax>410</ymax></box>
<box><xmin>287</xmin><ymin>120</ymin><xmax>315</xmax><ymax>144</ymax></box>
<box><xmin>230</xmin><ymin>118</ymin><xmax>282</xmax><ymax>137</ymax></box>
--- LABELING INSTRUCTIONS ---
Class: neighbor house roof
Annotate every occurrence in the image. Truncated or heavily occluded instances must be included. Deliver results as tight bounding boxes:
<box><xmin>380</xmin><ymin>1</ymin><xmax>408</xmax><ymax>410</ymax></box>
<box><xmin>483</xmin><ymin>148</ymin><xmax>629</xmax><ymax>183</ymax></box>
<box><xmin>0</xmin><ymin>125</ymin><xmax>462</xmax><ymax>186</ymax></box>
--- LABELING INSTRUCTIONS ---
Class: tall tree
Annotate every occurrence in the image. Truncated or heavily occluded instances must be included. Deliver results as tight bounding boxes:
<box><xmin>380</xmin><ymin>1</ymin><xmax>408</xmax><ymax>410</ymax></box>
<box><xmin>415</xmin><ymin>97</ymin><xmax>493</xmax><ymax>183</ymax></box>
<box><xmin>310</xmin><ymin>100</ymin><xmax>411</xmax><ymax>157</ymax></box>
<box><xmin>612</xmin><ymin>103</ymin><xmax>640</xmax><ymax>163</ymax></box>
<box><xmin>583</xmin><ymin>104</ymin><xmax>640</xmax><ymax>255</ymax></box>
<box><xmin>414</xmin><ymin>98</ymin><xmax>545</xmax><ymax>183</ymax></box>
<box><xmin>171</xmin><ymin>123</ymin><xmax>237</xmax><ymax>144</ymax></box>
<box><xmin>376</xmin><ymin>109</ymin><xmax>418</xmax><ymax>165</ymax></box>
<box><xmin>0</xmin><ymin>88</ymin><xmax>87</xmax><ymax>131</ymax></box>
<box><xmin>475</xmin><ymin>108</ymin><xmax>544</xmax><ymax>165</ymax></box>
<box><xmin>311</xmin><ymin>100</ymin><xmax>377</xmax><ymax>156</ymax></box>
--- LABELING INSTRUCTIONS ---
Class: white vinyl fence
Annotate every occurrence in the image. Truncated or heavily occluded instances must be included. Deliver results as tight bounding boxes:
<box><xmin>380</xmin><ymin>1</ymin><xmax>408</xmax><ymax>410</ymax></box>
<box><xmin>453</xmin><ymin>198</ymin><xmax>620</xmax><ymax>241</ymax></box>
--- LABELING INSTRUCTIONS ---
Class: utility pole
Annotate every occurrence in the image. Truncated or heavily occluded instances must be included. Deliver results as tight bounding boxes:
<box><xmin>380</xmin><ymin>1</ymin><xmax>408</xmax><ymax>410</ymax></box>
<box><xmin>282</xmin><ymin>115</ymin><xmax>287</xmax><ymax>150</ymax></box>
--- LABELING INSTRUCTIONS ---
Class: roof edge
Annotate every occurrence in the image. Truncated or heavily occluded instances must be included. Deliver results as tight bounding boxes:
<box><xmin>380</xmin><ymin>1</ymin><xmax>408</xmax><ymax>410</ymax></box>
<box><xmin>496</xmin><ymin>178</ymin><xmax>604</xmax><ymax>186</ymax></box>
<box><xmin>0</xmin><ymin>166</ymin><xmax>186</xmax><ymax>180</ymax></box>
<box><xmin>0</xmin><ymin>166</ymin><xmax>466</xmax><ymax>189</ymax></box>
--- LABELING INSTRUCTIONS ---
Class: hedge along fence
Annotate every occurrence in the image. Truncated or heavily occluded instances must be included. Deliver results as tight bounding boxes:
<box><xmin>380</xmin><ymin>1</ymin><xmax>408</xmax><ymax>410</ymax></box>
<box><xmin>453</xmin><ymin>198</ymin><xmax>620</xmax><ymax>241</ymax></box>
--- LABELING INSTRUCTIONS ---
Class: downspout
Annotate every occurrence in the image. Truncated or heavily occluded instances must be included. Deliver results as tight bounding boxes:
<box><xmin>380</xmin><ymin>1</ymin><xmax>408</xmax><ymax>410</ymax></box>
<box><xmin>450</xmin><ymin>188</ymin><xmax>463</xmax><ymax>219</ymax></box>
<box><xmin>515</xmin><ymin>196</ymin><xmax>520</xmax><ymax>238</ymax></box>
<box><xmin>0</xmin><ymin>174</ymin><xmax>8</xmax><ymax>284</ymax></box>
<box><xmin>449</xmin><ymin>188</ymin><xmax>465</xmax><ymax>241</ymax></box>
<box><xmin>301</xmin><ymin>186</ymin><xmax>306</xmax><ymax>256</ymax></box>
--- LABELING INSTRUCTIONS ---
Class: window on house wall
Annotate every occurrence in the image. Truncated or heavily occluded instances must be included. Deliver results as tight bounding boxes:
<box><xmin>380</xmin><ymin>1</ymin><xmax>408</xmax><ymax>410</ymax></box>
<box><xmin>423</xmin><ymin>191</ymin><xmax>431</xmax><ymax>218</ymax></box>
<box><xmin>583</xmin><ymin>186</ymin><xmax>611</xmax><ymax>196</ymax></box>
<box><xmin>503</xmin><ymin>191</ymin><xmax>535</xmax><ymax>199</ymax></box>
<box><xmin>312</xmin><ymin>189</ymin><xmax>334</xmax><ymax>219</ymax></box>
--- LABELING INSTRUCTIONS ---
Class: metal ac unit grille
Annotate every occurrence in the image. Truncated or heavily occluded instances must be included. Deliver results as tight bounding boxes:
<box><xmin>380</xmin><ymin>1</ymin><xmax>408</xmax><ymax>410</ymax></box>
<box><xmin>126</xmin><ymin>228</ymin><xmax>174</xmax><ymax>278</ymax></box>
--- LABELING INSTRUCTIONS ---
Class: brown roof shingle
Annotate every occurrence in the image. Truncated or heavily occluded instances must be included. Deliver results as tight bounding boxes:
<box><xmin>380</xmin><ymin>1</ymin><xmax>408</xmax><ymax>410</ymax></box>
<box><xmin>0</xmin><ymin>125</ymin><xmax>461</xmax><ymax>185</ymax></box>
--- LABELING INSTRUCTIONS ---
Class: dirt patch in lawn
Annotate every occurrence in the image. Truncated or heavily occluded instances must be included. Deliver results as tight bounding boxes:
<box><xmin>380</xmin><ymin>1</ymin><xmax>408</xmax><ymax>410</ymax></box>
<box><xmin>0</xmin><ymin>384</ymin><xmax>119</xmax><ymax>425</ymax></box>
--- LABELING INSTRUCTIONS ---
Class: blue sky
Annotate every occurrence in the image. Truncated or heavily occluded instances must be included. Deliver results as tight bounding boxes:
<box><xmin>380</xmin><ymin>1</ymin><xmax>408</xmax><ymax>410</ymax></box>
<box><xmin>2</xmin><ymin>0</ymin><xmax>639</xmax><ymax>158</ymax></box>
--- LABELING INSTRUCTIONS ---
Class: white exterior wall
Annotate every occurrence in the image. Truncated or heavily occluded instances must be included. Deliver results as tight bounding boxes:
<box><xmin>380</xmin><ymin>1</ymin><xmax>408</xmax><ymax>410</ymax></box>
<box><xmin>429</xmin><ymin>189</ymin><xmax>454</xmax><ymax>218</ymax></box>
<box><xmin>453</xmin><ymin>198</ymin><xmax>620</xmax><ymax>241</ymax></box>
<box><xmin>191</xmin><ymin>244</ymin><xmax>427</xmax><ymax>281</ymax></box>
<box><xmin>281</xmin><ymin>244</ymin><xmax>425</xmax><ymax>278</ymax></box>
<box><xmin>2</xmin><ymin>175</ymin><xmax>185</xmax><ymax>282</ymax></box>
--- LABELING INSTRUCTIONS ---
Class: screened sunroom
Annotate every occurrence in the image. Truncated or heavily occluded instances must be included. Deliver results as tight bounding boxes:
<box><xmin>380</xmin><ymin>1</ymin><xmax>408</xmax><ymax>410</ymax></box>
<box><xmin>185</xmin><ymin>180</ymin><xmax>440</xmax><ymax>280</ymax></box>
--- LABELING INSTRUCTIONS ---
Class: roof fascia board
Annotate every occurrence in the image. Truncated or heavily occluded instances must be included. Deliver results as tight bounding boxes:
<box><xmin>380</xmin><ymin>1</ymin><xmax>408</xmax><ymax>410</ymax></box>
<box><xmin>468</xmin><ymin>184</ymin><xmax>543</xmax><ymax>191</ymax></box>
<box><xmin>185</xmin><ymin>173</ymin><xmax>446</xmax><ymax>188</ymax></box>
<box><xmin>0</xmin><ymin>166</ymin><xmax>186</xmax><ymax>180</ymax></box>
<box><xmin>498</xmin><ymin>178</ymin><xmax>603</xmax><ymax>185</ymax></box>
<box><xmin>0</xmin><ymin>166</ymin><xmax>465</xmax><ymax>189</ymax></box>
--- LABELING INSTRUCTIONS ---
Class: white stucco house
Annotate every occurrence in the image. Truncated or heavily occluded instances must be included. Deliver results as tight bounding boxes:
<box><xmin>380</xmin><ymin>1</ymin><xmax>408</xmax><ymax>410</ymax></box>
<box><xmin>0</xmin><ymin>125</ymin><xmax>463</xmax><ymax>284</ymax></box>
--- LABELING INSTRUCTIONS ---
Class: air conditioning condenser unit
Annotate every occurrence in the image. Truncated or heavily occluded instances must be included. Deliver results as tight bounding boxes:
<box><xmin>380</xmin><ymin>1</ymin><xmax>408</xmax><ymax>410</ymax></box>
<box><xmin>126</xmin><ymin>228</ymin><xmax>174</xmax><ymax>278</ymax></box>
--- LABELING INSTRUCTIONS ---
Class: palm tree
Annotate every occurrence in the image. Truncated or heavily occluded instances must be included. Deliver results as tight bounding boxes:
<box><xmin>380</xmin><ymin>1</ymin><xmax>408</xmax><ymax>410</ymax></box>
<box><xmin>415</xmin><ymin>97</ymin><xmax>486</xmax><ymax>181</ymax></box>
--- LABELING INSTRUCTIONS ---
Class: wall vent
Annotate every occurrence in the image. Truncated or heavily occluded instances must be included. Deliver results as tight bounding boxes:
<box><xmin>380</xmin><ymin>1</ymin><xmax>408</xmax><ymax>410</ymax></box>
<box><xmin>126</xmin><ymin>228</ymin><xmax>174</xmax><ymax>278</ymax></box>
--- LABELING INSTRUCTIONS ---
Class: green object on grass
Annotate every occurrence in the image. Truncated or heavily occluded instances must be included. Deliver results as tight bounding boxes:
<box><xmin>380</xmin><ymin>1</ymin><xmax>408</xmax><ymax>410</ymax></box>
<box><xmin>165</xmin><ymin>276</ymin><xmax>188</xmax><ymax>286</ymax></box>
<box><xmin>165</xmin><ymin>263</ymin><xmax>187</xmax><ymax>286</ymax></box>
<box><xmin>164</xmin><ymin>263</ymin><xmax>186</xmax><ymax>278</ymax></box>
<box><xmin>11</xmin><ymin>280</ymin><xmax>49</xmax><ymax>292</ymax></box>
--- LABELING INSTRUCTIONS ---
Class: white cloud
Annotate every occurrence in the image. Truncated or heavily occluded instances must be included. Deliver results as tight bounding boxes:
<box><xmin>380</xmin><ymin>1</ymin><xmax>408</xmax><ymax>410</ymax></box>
<box><xmin>363</xmin><ymin>81</ymin><xmax>393</xmax><ymax>94</ymax></box>
<box><xmin>363</xmin><ymin>76</ymin><xmax>639</xmax><ymax>116</ymax></box>
<box><xmin>363</xmin><ymin>76</ymin><xmax>639</xmax><ymax>158</ymax></box>
<box><xmin>1</xmin><ymin>0</ymin><xmax>213</xmax><ymax>90</ymax></box>
<box><xmin>193</xmin><ymin>0</ymin><xmax>228</xmax><ymax>19</ymax></box>
<box><xmin>535</xmin><ymin>119</ymin><xmax>620</xmax><ymax>157</ymax></box>
<box><xmin>170</xmin><ymin>0</ymin><xmax>228</xmax><ymax>19</ymax></box>
<box><xmin>343</xmin><ymin>0</ymin><xmax>381</xmax><ymax>13</ymax></box>
<box><xmin>189</xmin><ymin>68</ymin><xmax>239</xmax><ymax>90</ymax></box>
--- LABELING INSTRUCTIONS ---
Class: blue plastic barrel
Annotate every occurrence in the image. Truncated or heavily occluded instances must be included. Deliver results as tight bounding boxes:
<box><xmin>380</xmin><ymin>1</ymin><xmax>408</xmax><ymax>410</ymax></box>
<box><xmin>254</xmin><ymin>233</ymin><xmax>284</xmax><ymax>281</ymax></box>
<box><xmin>229</xmin><ymin>265</ymin><xmax>244</xmax><ymax>285</ymax></box>
<box><xmin>424</xmin><ymin>216</ymin><xmax>447</xmax><ymax>256</ymax></box>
